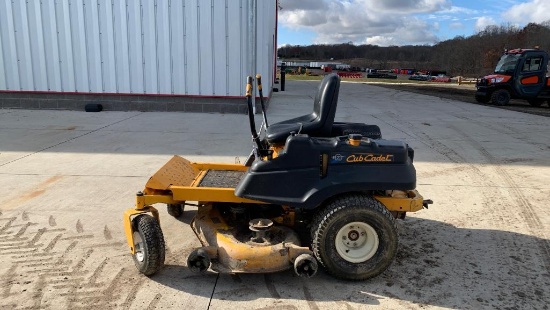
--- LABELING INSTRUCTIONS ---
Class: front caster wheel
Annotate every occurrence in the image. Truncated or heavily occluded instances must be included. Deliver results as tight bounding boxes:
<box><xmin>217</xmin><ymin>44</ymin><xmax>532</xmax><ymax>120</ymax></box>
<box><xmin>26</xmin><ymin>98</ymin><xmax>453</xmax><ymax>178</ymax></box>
<box><xmin>311</xmin><ymin>195</ymin><xmax>398</xmax><ymax>281</ymax></box>
<box><xmin>132</xmin><ymin>214</ymin><xmax>165</xmax><ymax>276</ymax></box>
<box><xmin>167</xmin><ymin>203</ymin><xmax>185</xmax><ymax>218</ymax></box>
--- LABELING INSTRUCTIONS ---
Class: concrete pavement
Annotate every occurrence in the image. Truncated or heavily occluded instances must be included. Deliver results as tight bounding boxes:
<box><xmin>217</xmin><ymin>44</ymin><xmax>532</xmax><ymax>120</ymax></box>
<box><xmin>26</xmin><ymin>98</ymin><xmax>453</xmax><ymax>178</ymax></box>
<box><xmin>0</xmin><ymin>80</ymin><xmax>549</xmax><ymax>309</ymax></box>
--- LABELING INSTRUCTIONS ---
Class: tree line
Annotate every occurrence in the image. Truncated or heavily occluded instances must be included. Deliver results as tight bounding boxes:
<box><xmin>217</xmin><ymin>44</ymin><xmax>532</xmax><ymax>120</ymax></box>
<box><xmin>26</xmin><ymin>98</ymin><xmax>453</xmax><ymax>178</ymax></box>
<box><xmin>277</xmin><ymin>21</ymin><xmax>550</xmax><ymax>77</ymax></box>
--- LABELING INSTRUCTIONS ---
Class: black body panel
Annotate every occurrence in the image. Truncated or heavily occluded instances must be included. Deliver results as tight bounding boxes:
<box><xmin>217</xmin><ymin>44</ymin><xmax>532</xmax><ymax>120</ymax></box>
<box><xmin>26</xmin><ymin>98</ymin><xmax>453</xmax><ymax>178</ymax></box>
<box><xmin>331</xmin><ymin>122</ymin><xmax>382</xmax><ymax>139</ymax></box>
<box><xmin>235</xmin><ymin>135</ymin><xmax>416</xmax><ymax>209</ymax></box>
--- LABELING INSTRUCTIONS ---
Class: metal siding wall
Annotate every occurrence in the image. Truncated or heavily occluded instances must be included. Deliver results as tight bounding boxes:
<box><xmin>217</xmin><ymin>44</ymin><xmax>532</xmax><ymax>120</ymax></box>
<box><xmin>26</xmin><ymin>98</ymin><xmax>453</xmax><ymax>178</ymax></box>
<box><xmin>12</xmin><ymin>1</ymin><xmax>34</xmax><ymax>90</ymax></box>
<box><xmin>226</xmin><ymin>0</ymin><xmax>243</xmax><ymax>96</ymax></box>
<box><xmin>239</xmin><ymin>0</ymin><xmax>251</xmax><ymax>96</ymax></box>
<box><xmin>184</xmin><ymin>0</ymin><xmax>199</xmax><ymax>94</ymax></box>
<box><xmin>98</xmin><ymin>0</ymin><xmax>117</xmax><ymax>93</ymax></box>
<box><xmin>56</xmin><ymin>1</ymin><xmax>76</xmax><ymax>92</ymax></box>
<box><xmin>0</xmin><ymin>1</ymin><xmax>20</xmax><ymax>90</ymax></box>
<box><xmin>0</xmin><ymin>0</ymin><xmax>276</xmax><ymax>98</ymax></box>
<box><xmin>142</xmin><ymin>0</ymin><xmax>157</xmax><ymax>93</ymax></box>
<box><xmin>126</xmin><ymin>0</ymin><xmax>144</xmax><ymax>93</ymax></box>
<box><xmin>170</xmin><ymin>0</ymin><xmax>186</xmax><ymax>94</ymax></box>
<box><xmin>112</xmin><ymin>0</ymin><xmax>131</xmax><ymax>93</ymax></box>
<box><xmin>256</xmin><ymin>0</ymin><xmax>266</xmax><ymax>96</ymax></box>
<box><xmin>198</xmin><ymin>1</ymin><xmax>213</xmax><ymax>95</ymax></box>
<box><xmin>157</xmin><ymin>0</ymin><xmax>171</xmax><ymax>94</ymax></box>
<box><xmin>41</xmin><ymin>1</ymin><xmax>62</xmax><ymax>91</ymax></box>
<box><xmin>0</xmin><ymin>22</ymin><xmax>5</xmax><ymax>90</ymax></box>
<box><xmin>256</xmin><ymin>0</ymin><xmax>275</xmax><ymax>98</ymax></box>
<box><xmin>27</xmin><ymin>0</ymin><xmax>48</xmax><ymax>90</ymax></box>
<box><xmin>213</xmin><ymin>0</ymin><xmax>226</xmax><ymax>96</ymax></box>
<box><xmin>83</xmin><ymin>0</ymin><xmax>102</xmax><ymax>92</ymax></box>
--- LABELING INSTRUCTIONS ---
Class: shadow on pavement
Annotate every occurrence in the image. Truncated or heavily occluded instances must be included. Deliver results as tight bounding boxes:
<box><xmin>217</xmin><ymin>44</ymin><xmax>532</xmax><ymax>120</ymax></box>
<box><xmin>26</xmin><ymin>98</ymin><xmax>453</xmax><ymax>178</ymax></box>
<box><xmin>148</xmin><ymin>217</ymin><xmax>549</xmax><ymax>309</ymax></box>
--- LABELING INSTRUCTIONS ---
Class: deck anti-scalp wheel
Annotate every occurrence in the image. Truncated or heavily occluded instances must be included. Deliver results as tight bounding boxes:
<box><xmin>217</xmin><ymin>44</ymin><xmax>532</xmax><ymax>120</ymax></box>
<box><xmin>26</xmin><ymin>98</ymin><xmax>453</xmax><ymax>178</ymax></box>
<box><xmin>311</xmin><ymin>195</ymin><xmax>398</xmax><ymax>280</ymax></box>
<box><xmin>131</xmin><ymin>214</ymin><xmax>166</xmax><ymax>276</ymax></box>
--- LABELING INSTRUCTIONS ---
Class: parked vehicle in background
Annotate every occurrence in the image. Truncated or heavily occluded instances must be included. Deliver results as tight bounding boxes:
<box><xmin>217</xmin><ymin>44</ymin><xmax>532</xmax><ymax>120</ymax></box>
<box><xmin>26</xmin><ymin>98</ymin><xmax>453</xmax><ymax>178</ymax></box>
<box><xmin>475</xmin><ymin>48</ymin><xmax>550</xmax><ymax>106</ymax></box>
<box><xmin>366</xmin><ymin>69</ymin><xmax>398</xmax><ymax>79</ymax></box>
<box><xmin>431</xmin><ymin>74</ymin><xmax>451</xmax><ymax>83</ymax></box>
<box><xmin>409</xmin><ymin>73</ymin><xmax>430</xmax><ymax>81</ymax></box>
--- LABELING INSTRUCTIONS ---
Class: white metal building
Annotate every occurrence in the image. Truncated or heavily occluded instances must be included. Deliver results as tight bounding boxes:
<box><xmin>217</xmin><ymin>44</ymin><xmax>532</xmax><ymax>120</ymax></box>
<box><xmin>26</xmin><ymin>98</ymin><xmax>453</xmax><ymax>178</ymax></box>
<box><xmin>0</xmin><ymin>0</ymin><xmax>277</xmax><ymax>112</ymax></box>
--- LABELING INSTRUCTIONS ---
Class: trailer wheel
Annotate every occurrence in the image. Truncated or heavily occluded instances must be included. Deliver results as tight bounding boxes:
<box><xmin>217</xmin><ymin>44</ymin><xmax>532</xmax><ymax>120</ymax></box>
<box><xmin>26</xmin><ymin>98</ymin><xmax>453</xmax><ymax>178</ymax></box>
<box><xmin>475</xmin><ymin>94</ymin><xmax>490</xmax><ymax>103</ymax></box>
<box><xmin>527</xmin><ymin>99</ymin><xmax>544</xmax><ymax>107</ymax></box>
<box><xmin>131</xmin><ymin>214</ymin><xmax>165</xmax><ymax>276</ymax></box>
<box><xmin>311</xmin><ymin>195</ymin><xmax>397</xmax><ymax>281</ymax></box>
<box><xmin>167</xmin><ymin>204</ymin><xmax>185</xmax><ymax>218</ymax></box>
<box><xmin>491</xmin><ymin>89</ymin><xmax>510</xmax><ymax>106</ymax></box>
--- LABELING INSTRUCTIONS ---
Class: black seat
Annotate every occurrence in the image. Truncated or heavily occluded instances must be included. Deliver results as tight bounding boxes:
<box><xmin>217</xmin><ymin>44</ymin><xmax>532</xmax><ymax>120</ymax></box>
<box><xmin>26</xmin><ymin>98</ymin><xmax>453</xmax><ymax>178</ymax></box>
<box><xmin>266</xmin><ymin>73</ymin><xmax>340</xmax><ymax>144</ymax></box>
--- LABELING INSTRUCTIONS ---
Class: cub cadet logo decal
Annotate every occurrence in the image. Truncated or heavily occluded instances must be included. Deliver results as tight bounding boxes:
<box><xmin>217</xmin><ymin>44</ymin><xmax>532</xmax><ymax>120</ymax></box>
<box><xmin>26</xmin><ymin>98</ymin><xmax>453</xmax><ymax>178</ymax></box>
<box><xmin>347</xmin><ymin>154</ymin><xmax>394</xmax><ymax>162</ymax></box>
<box><xmin>330</xmin><ymin>153</ymin><xmax>394</xmax><ymax>164</ymax></box>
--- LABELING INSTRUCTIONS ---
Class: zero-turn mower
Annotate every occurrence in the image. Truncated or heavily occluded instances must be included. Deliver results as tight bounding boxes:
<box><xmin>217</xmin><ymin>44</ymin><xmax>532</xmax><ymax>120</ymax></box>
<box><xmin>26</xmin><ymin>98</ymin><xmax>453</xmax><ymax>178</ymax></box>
<box><xmin>123</xmin><ymin>73</ymin><xmax>432</xmax><ymax>280</ymax></box>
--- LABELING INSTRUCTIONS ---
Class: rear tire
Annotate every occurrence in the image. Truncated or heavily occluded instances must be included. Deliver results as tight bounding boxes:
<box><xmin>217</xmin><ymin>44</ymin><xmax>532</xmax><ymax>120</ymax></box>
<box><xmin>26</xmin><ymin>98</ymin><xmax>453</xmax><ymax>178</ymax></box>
<box><xmin>311</xmin><ymin>195</ymin><xmax>398</xmax><ymax>280</ymax></box>
<box><xmin>491</xmin><ymin>89</ymin><xmax>511</xmax><ymax>106</ymax></box>
<box><xmin>131</xmin><ymin>214</ymin><xmax>165</xmax><ymax>276</ymax></box>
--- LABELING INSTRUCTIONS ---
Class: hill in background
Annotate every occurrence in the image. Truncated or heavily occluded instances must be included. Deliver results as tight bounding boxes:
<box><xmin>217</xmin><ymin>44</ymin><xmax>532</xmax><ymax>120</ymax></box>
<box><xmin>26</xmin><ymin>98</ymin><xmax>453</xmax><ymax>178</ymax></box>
<box><xmin>277</xmin><ymin>22</ymin><xmax>550</xmax><ymax>77</ymax></box>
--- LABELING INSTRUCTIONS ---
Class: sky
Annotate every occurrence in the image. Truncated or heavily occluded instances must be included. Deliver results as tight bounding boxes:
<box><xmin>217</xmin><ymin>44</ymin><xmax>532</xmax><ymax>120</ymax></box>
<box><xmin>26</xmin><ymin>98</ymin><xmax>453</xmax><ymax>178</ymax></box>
<box><xmin>277</xmin><ymin>0</ymin><xmax>549</xmax><ymax>47</ymax></box>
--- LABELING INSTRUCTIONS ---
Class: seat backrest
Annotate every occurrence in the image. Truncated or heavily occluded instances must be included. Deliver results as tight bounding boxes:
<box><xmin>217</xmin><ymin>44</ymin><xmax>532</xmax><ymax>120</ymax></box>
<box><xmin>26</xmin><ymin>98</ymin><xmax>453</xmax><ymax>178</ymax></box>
<box><xmin>309</xmin><ymin>73</ymin><xmax>340</xmax><ymax>135</ymax></box>
<box><xmin>265</xmin><ymin>73</ymin><xmax>340</xmax><ymax>144</ymax></box>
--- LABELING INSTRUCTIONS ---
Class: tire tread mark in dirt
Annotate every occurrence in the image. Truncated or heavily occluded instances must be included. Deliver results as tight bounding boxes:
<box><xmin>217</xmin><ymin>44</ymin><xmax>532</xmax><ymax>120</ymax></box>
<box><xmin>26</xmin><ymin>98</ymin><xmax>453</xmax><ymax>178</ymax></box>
<box><xmin>0</xmin><ymin>217</ymin><xmax>17</xmax><ymax>234</ymax></box>
<box><xmin>0</xmin><ymin>214</ymin><xmax>133</xmax><ymax>309</ymax></box>
<box><xmin>86</xmin><ymin>241</ymin><xmax>124</xmax><ymax>248</ymax></box>
<box><xmin>146</xmin><ymin>293</ymin><xmax>162</xmax><ymax>310</ymax></box>
<box><xmin>121</xmin><ymin>281</ymin><xmax>145</xmax><ymax>309</ymax></box>
<box><xmin>44</xmin><ymin>234</ymin><xmax>63</xmax><ymax>252</ymax></box>
<box><xmin>88</xmin><ymin>258</ymin><xmax>108</xmax><ymax>285</ymax></box>
<box><xmin>76</xmin><ymin>220</ymin><xmax>84</xmax><ymax>233</ymax></box>
<box><xmin>103</xmin><ymin>225</ymin><xmax>112</xmax><ymax>240</ymax></box>
<box><xmin>1</xmin><ymin>265</ymin><xmax>17</xmax><ymax>298</ymax></box>
<box><xmin>14</xmin><ymin>222</ymin><xmax>37</xmax><ymax>238</ymax></box>
<box><xmin>32</xmin><ymin>275</ymin><xmax>46</xmax><ymax>309</ymax></box>
<box><xmin>73</xmin><ymin>249</ymin><xmax>94</xmax><ymax>272</ymax></box>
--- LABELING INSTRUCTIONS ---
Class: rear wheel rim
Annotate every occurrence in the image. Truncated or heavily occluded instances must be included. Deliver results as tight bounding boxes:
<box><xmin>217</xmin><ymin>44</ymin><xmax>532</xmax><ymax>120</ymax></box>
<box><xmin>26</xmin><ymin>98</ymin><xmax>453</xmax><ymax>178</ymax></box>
<box><xmin>335</xmin><ymin>222</ymin><xmax>379</xmax><ymax>263</ymax></box>
<box><xmin>133</xmin><ymin>231</ymin><xmax>145</xmax><ymax>262</ymax></box>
